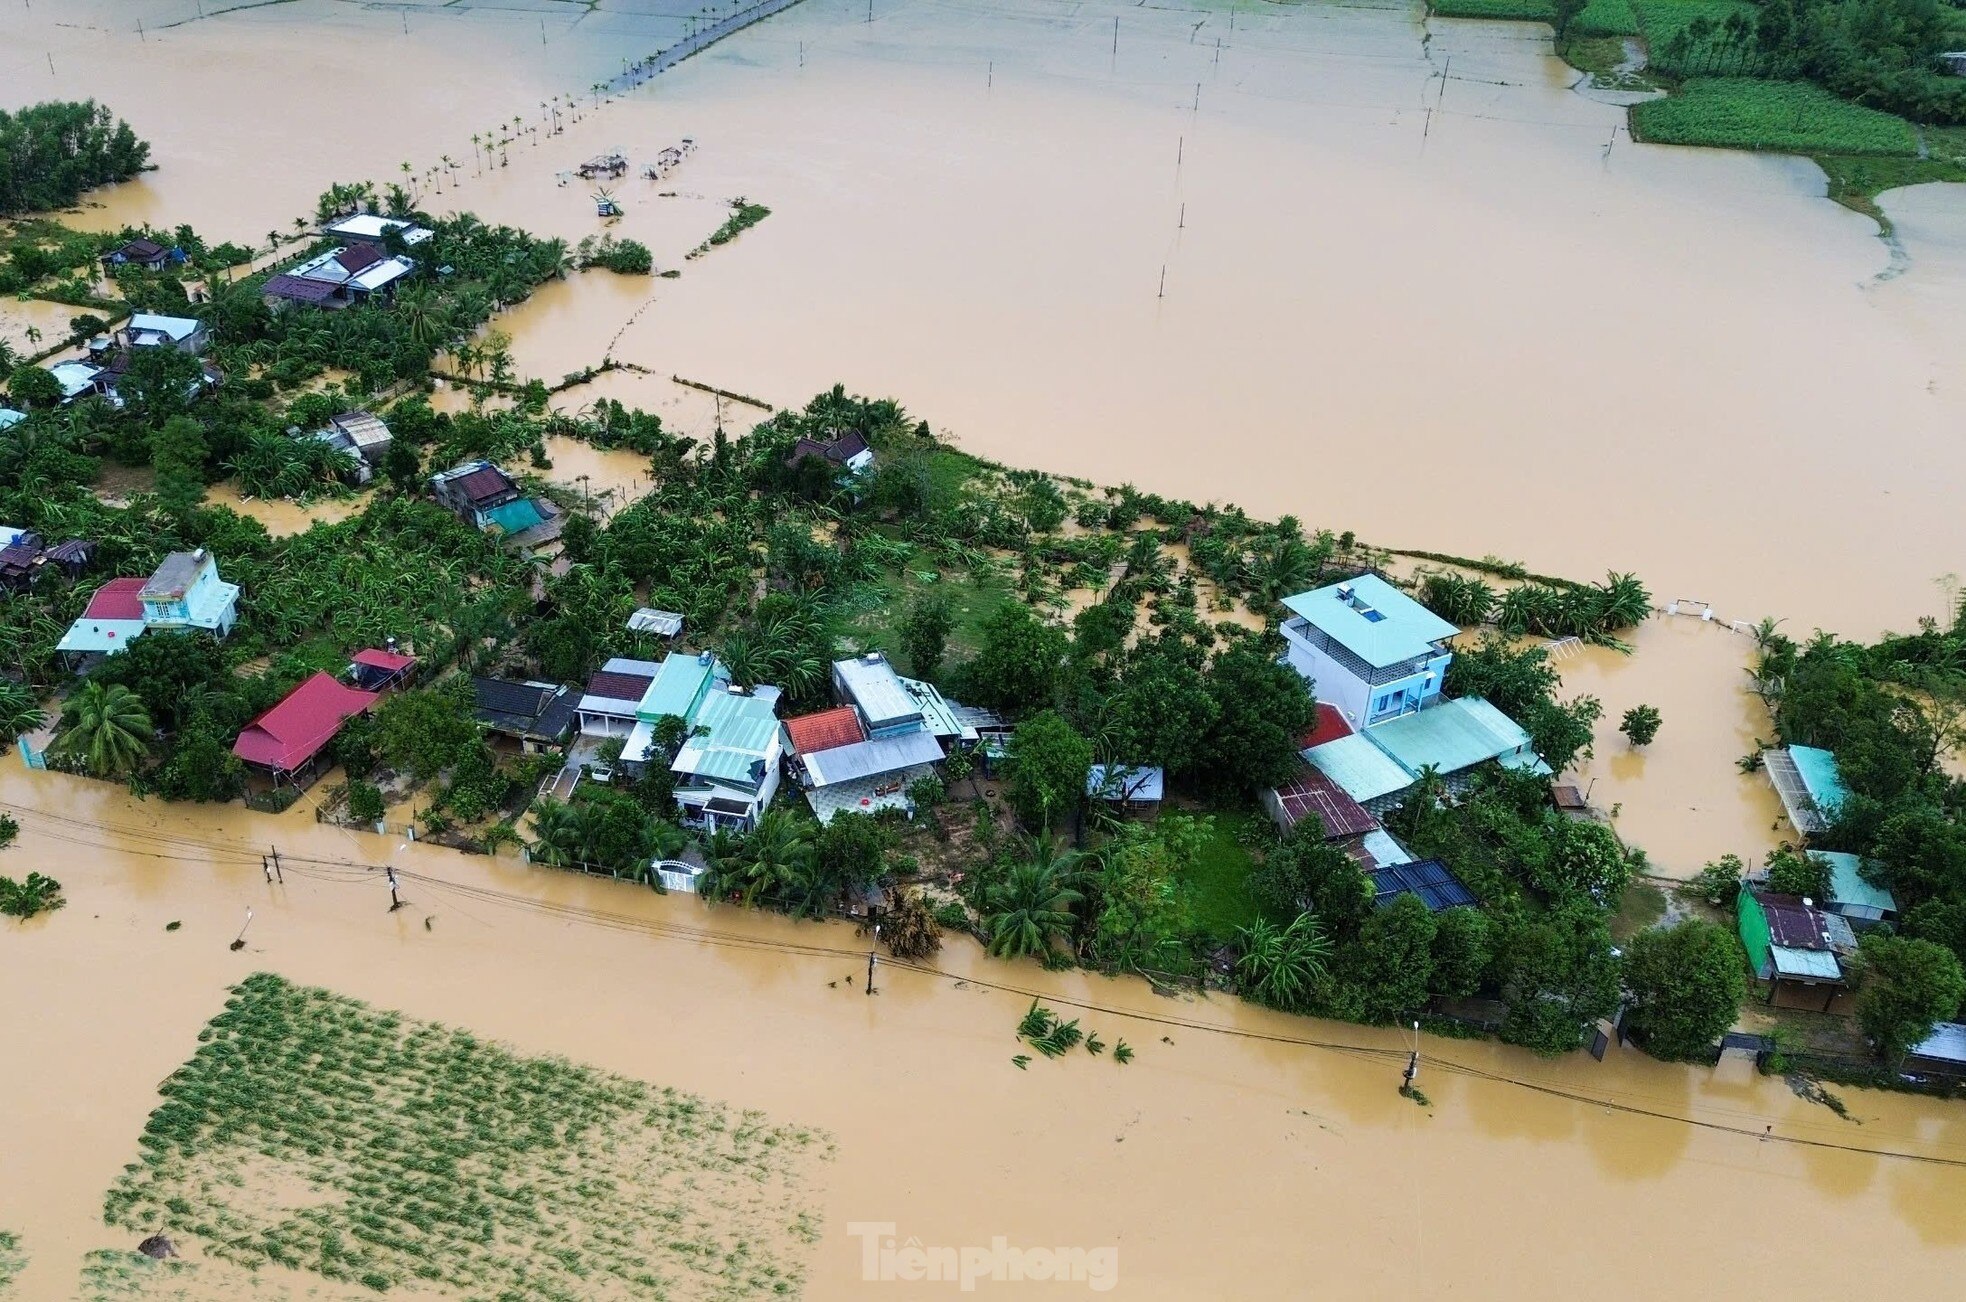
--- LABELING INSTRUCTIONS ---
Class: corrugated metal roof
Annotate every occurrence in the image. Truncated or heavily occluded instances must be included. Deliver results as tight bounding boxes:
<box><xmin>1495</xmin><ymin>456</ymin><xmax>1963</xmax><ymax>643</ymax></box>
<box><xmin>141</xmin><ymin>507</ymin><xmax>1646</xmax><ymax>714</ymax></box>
<box><xmin>1790</xmin><ymin>745</ymin><xmax>1849</xmax><ymax>821</ymax></box>
<box><xmin>1911</xmin><ymin>1022</ymin><xmax>1966</xmax><ymax>1065</ymax></box>
<box><xmin>1370</xmin><ymin>859</ymin><xmax>1476</xmax><ymax>912</ymax></box>
<box><xmin>804</xmin><ymin>730</ymin><xmax>944</xmax><ymax>787</ymax></box>
<box><xmin>1304</xmin><ymin>734</ymin><xmax>1413</xmax><ymax>804</ymax></box>
<box><xmin>1365</xmin><ymin>697</ymin><xmax>1532</xmax><ymax>777</ymax></box>
<box><xmin>1756</xmin><ymin>890</ymin><xmax>1835</xmax><ymax>950</ymax></box>
<box><xmin>626</xmin><ymin>608</ymin><xmax>684</xmax><ymax>637</ymax></box>
<box><xmin>127</xmin><ymin>313</ymin><xmax>200</xmax><ymax>343</ymax></box>
<box><xmin>1269</xmin><ymin>763</ymin><xmax>1376</xmax><ymax>838</ymax></box>
<box><xmin>1280</xmin><ymin>575</ymin><xmax>1458</xmax><ymax>668</ymax></box>
<box><xmin>1088</xmin><ymin>764</ymin><xmax>1164</xmax><ymax>804</ymax></box>
<box><xmin>898</xmin><ymin>674</ymin><xmax>968</xmax><ymax>738</ymax></box>
<box><xmin>641</xmin><ymin>652</ymin><xmax>716</xmax><ymax>720</ymax></box>
<box><xmin>834</xmin><ymin>654</ymin><xmax>921</xmax><ymax>732</ymax></box>
<box><xmin>1816</xmin><ymin>851</ymin><xmax>1897</xmax><ymax>915</ymax></box>
<box><xmin>1357</xmin><ymin>828</ymin><xmax>1413</xmax><ymax>868</ymax></box>
<box><xmin>1770</xmin><ymin>945</ymin><xmax>1843</xmax><ymax>981</ymax></box>
<box><xmin>675</xmin><ymin>688</ymin><xmax>781</xmax><ymax>786</ymax></box>
<box><xmin>140</xmin><ymin>551</ymin><xmax>207</xmax><ymax>599</ymax></box>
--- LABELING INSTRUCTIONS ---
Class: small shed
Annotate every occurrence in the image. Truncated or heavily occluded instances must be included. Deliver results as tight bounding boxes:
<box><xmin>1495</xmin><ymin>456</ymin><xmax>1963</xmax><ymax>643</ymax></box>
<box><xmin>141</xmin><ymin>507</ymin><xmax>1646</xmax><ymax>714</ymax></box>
<box><xmin>1087</xmin><ymin>764</ymin><xmax>1164</xmax><ymax>817</ymax></box>
<box><xmin>329</xmin><ymin>410</ymin><xmax>393</xmax><ymax>464</ymax></box>
<box><xmin>1814</xmin><ymin>850</ymin><xmax>1897</xmax><ymax>926</ymax></box>
<box><xmin>1906</xmin><ymin>1023</ymin><xmax>1966</xmax><ymax>1079</ymax></box>
<box><xmin>347</xmin><ymin>647</ymin><xmax>418</xmax><ymax>692</ymax></box>
<box><xmin>1738</xmin><ymin>887</ymin><xmax>1845</xmax><ymax>1010</ymax></box>
<box><xmin>1262</xmin><ymin>762</ymin><xmax>1377</xmax><ymax>840</ymax></box>
<box><xmin>627</xmin><ymin>607</ymin><xmax>685</xmax><ymax>639</ymax></box>
<box><xmin>1763</xmin><ymin>744</ymin><xmax>1848</xmax><ymax>837</ymax></box>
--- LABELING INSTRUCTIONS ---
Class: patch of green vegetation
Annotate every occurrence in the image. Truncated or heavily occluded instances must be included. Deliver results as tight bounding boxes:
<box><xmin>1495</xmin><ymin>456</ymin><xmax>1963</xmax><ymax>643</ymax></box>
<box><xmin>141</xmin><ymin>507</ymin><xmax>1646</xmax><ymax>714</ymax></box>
<box><xmin>1182</xmin><ymin>811</ymin><xmax>1265</xmax><ymax>942</ymax></box>
<box><xmin>1559</xmin><ymin>35</ymin><xmax>1662</xmax><ymax>90</ymax></box>
<box><xmin>1629</xmin><ymin>0</ymin><xmax>1761</xmax><ymax>76</ymax></box>
<box><xmin>1631</xmin><ymin>79</ymin><xmax>1920</xmax><ymax>157</ymax></box>
<box><xmin>102</xmin><ymin>973</ymin><xmax>832</xmax><ymax>1300</ymax></box>
<box><xmin>75</xmin><ymin>1250</ymin><xmax>200</xmax><ymax>1302</ymax></box>
<box><xmin>1572</xmin><ymin>0</ymin><xmax>1639</xmax><ymax>37</ymax></box>
<box><xmin>1429</xmin><ymin>0</ymin><xmax>1553</xmax><ymax>20</ymax></box>
<box><xmin>689</xmin><ymin>196</ymin><xmax>771</xmax><ymax>258</ymax></box>
<box><xmin>1815</xmin><ymin>153</ymin><xmax>1966</xmax><ymax>230</ymax></box>
<box><xmin>1609</xmin><ymin>878</ymin><xmax>1668</xmax><ymax>944</ymax></box>
<box><xmin>0</xmin><ymin>1230</ymin><xmax>24</xmax><ymax>1292</ymax></box>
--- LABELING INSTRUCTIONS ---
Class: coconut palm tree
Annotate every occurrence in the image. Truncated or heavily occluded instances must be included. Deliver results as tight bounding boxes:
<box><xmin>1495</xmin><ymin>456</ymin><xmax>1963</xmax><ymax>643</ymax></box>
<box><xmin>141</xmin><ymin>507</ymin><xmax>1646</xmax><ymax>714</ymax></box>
<box><xmin>52</xmin><ymin>681</ymin><xmax>153</xmax><ymax>778</ymax></box>
<box><xmin>985</xmin><ymin>842</ymin><xmax>1085</xmax><ymax>960</ymax></box>
<box><xmin>729</xmin><ymin>809</ymin><xmax>815</xmax><ymax>907</ymax></box>
<box><xmin>526</xmin><ymin>797</ymin><xmax>587</xmax><ymax>867</ymax></box>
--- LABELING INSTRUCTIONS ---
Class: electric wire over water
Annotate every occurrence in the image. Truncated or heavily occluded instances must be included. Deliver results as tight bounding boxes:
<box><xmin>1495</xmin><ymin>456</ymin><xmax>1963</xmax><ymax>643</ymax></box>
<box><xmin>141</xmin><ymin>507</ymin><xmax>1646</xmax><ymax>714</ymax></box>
<box><xmin>14</xmin><ymin>800</ymin><xmax>1966</xmax><ymax>1171</ymax></box>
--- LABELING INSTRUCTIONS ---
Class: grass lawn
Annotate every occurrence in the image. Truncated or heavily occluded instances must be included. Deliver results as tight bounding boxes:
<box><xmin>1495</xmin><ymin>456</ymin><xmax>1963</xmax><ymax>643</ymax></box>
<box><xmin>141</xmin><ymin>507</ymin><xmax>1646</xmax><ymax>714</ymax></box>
<box><xmin>1182</xmin><ymin>811</ymin><xmax>1266</xmax><ymax>943</ymax></box>
<box><xmin>1631</xmin><ymin>79</ymin><xmax>1920</xmax><ymax>157</ymax></box>
<box><xmin>839</xmin><ymin>559</ymin><xmax>1022</xmax><ymax>671</ymax></box>
<box><xmin>1815</xmin><ymin>140</ymin><xmax>1966</xmax><ymax>231</ymax></box>
<box><xmin>102</xmin><ymin>973</ymin><xmax>831</xmax><ymax>1300</ymax></box>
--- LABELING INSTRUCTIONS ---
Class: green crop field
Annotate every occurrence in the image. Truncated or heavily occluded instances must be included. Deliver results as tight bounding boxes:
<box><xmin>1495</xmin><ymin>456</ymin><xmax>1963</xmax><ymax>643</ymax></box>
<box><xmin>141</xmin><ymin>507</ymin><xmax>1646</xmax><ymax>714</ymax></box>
<box><xmin>1429</xmin><ymin>0</ymin><xmax>1555</xmax><ymax>21</ymax></box>
<box><xmin>1573</xmin><ymin>0</ymin><xmax>1640</xmax><ymax>37</ymax></box>
<box><xmin>1632</xmin><ymin>79</ymin><xmax>1920</xmax><ymax>157</ymax></box>
<box><xmin>100</xmin><ymin>974</ymin><xmax>833</xmax><ymax>1301</ymax></box>
<box><xmin>1630</xmin><ymin>0</ymin><xmax>1763</xmax><ymax>75</ymax></box>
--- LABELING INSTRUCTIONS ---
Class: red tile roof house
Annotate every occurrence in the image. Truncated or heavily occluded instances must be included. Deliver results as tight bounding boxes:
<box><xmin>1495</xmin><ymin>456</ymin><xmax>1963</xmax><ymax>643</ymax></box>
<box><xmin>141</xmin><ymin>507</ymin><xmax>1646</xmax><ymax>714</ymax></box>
<box><xmin>232</xmin><ymin>672</ymin><xmax>379</xmax><ymax>788</ymax></box>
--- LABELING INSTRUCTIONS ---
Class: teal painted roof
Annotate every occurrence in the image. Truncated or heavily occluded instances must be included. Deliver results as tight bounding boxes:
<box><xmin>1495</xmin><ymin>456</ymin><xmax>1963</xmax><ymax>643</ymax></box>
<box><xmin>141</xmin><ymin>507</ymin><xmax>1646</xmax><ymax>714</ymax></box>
<box><xmin>1790</xmin><ymin>745</ymin><xmax>1849</xmax><ymax>819</ymax></box>
<box><xmin>676</xmin><ymin>686</ymin><xmax>780</xmax><ymax>785</ymax></box>
<box><xmin>638</xmin><ymin>652</ymin><xmax>717</xmax><ymax>721</ymax></box>
<box><xmin>485</xmin><ymin>497</ymin><xmax>545</xmax><ymax>534</ymax></box>
<box><xmin>1366</xmin><ymin>697</ymin><xmax>1532</xmax><ymax>777</ymax></box>
<box><xmin>1816</xmin><ymin>851</ymin><xmax>1897</xmax><ymax>914</ymax></box>
<box><xmin>1771</xmin><ymin>945</ymin><xmax>1843</xmax><ymax>981</ymax></box>
<box><xmin>1305</xmin><ymin>734</ymin><xmax>1413</xmax><ymax>804</ymax></box>
<box><xmin>1281</xmin><ymin>575</ymin><xmax>1458</xmax><ymax>668</ymax></box>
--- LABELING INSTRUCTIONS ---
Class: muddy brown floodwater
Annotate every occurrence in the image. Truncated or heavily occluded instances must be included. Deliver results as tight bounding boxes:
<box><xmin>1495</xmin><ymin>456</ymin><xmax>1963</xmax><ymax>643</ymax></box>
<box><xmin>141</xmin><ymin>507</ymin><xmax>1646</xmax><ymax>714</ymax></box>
<box><xmin>4</xmin><ymin>761</ymin><xmax>1966</xmax><ymax>1300</ymax></box>
<box><xmin>5</xmin><ymin>0</ymin><xmax>1966</xmax><ymax>1291</ymax></box>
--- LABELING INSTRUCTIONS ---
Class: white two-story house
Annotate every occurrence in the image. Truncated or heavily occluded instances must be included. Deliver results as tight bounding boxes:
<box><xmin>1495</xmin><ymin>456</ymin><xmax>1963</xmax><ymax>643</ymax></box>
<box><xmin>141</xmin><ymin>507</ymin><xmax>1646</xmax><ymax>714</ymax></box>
<box><xmin>1280</xmin><ymin>574</ymin><xmax>1457</xmax><ymax>732</ymax></box>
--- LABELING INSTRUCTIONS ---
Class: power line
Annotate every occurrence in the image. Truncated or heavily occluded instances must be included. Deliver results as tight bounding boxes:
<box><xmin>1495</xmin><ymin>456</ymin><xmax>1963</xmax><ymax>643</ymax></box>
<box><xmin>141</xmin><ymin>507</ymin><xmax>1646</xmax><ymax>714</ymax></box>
<box><xmin>13</xmin><ymin>802</ymin><xmax>1966</xmax><ymax>1168</ymax></box>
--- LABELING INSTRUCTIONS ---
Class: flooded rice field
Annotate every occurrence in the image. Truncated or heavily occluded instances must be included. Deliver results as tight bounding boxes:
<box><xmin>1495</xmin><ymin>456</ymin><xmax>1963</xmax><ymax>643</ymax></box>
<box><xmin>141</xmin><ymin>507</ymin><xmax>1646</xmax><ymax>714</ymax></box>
<box><xmin>4</xmin><ymin>763</ymin><xmax>1966</xmax><ymax>1299</ymax></box>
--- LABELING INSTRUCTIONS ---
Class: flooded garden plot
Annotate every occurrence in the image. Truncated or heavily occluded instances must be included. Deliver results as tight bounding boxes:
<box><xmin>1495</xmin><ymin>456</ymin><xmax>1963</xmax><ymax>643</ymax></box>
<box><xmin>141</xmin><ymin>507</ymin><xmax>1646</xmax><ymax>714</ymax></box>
<box><xmin>101</xmin><ymin>973</ymin><xmax>831</xmax><ymax>1300</ymax></box>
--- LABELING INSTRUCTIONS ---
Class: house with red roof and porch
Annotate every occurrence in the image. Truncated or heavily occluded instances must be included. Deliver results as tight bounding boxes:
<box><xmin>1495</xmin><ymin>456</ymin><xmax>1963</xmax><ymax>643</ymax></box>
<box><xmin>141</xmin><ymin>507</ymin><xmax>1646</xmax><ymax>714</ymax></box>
<box><xmin>232</xmin><ymin>672</ymin><xmax>379</xmax><ymax>788</ymax></box>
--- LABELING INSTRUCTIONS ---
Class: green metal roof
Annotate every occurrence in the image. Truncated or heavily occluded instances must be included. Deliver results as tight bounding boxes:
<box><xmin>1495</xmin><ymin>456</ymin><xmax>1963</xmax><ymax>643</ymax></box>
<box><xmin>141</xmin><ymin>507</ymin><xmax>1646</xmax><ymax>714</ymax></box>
<box><xmin>1815</xmin><ymin>851</ymin><xmax>1897</xmax><ymax>914</ymax></box>
<box><xmin>1790</xmin><ymin>745</ymin><xmax>1849</xmax><ymax>820</ymax></box>
<box><xmin>484</xmin><ymin>497</ymin><xmax>545</xmax><ymax>535</ymax></box>
<box><xmin>638</xmin><ymin>652</ymin><xmax>716</xmax><ymax>721</ymax></box>
<box><xmin>1280</xmin><ymin>574</ymin><xmax>1458</xmax><ymax>668</ymax></box>
<box><xmin>675</xmin><ymin>687</ymin><xmax>780</xmax><ymax>785</ymax></box>
<box><xmin>1304</xmin><ymin>734</ymin><xmax>1413</xmax><ymax>804</ymax></box>
<box><xmin>1365</xmin><ymin>697</ymin><xmax>1532</xmax><ymax>777</ymax></box>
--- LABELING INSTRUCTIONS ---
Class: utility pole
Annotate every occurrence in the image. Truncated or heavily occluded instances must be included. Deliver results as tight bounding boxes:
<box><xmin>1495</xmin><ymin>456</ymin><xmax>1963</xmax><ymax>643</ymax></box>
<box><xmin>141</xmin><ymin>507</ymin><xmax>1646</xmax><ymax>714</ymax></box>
<box><xmin>1157</xmin><ymin>265</ymin><xmax>1165</xmax><ymax>298</ymax></box>
<box><xmin>386</xmin><ymin>867</ymin><xmax>405</xmax><ymax>912</ymax></box>
<box><xmin>230</xmin><ymin>908</ymin><xmax>253</xmax><ymax>952</ymax></box>
<box><xmin>269</xmin><ymin>846</ymin><xmax>283</xmax><ymax>884</ymax></box>
<box><xmin>865</xmin><ymin>927</ymin><xmax>879</xmax><ymax>996</ymax></box>
<box><xmin>1401</xmin><ymin>1020</ymin><xmax>1420</xmax><ymax>1094</ymax></box>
